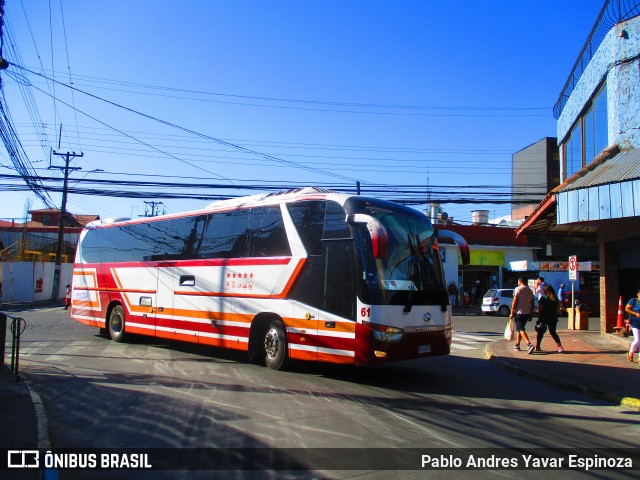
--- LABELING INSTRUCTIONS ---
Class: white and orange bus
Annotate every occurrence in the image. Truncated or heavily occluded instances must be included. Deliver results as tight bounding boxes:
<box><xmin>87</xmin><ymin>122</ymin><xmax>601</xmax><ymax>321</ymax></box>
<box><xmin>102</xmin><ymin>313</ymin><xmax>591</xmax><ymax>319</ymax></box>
<box><xmin>71</xmin><ymin>188</ymin><xmax>469</xmax><ymax>370</ymax></box>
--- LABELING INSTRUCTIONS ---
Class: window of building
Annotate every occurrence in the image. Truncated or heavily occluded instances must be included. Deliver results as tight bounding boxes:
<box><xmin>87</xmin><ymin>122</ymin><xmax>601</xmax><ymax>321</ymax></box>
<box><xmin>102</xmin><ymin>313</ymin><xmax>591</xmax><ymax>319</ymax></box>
<box><xmin>593</xmin><ymin>84</ymin><xmax>608</xmax><ymax>157</ymax></box>
<box><xmin>566</xmin><ymin>123</ymin><xmax>582</xmax><ymax>178</ymax></box>
<box><xmin>584</xmin><ymin>84</ymin><xmax>608</xmax><ymax>164</ymax></box>
<box><xmin>562</xmin><ymin>83</ymin><xmax>608</xmax><ymax>180</ymax></box>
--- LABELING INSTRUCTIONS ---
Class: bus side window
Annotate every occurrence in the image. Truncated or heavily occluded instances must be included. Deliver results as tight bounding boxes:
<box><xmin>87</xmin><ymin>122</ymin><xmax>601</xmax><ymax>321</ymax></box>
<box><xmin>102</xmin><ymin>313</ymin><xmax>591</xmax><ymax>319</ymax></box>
<box><xmin>287</xmin><ymin>201</ymin><xmax>325</xmax><ymax>255</ymax></box>
<box><xmin>179</xmin><ymin>215</ymin><xmax>209</xmax><ymax>259</ymax></box>
<box><xmin>323</xmin><ymin>201</ymin><xmax>351</xmax><ymax>240</ymax></box>
<box><xmin>289</xmin><ymin>255</ymin><xmax>323</xmax><ymax>307</ymax></box>
<box><xmin>249</xmin><ymin>206</ymin><xmax>291</xmax><ymax>257</ymax></box>
<box><xmin>323</xmin><ymin>242</ymin><xmax>355</xmax><ymax>320</ymax></box>
<box><xmin>288</xmin><ymin>200</ymin><xmax>355</xmax><ymax>320</ymax></box>
<box><xmin>201</xmin><ymin>210</ymin><xmax>252</xmax><ymax>258</ymax></box>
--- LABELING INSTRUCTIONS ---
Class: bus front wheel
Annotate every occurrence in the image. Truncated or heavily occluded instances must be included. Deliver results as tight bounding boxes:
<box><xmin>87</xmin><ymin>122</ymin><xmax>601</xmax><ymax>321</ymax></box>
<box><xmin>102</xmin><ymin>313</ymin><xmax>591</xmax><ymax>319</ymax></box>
<box><xmin>108</xmin><ymin>305</ymin><xmax>127</xmax><ymax>343</ymax></box>
<box><xmin>263</xmin><ymin>320</ymin><xmax>289</xmax><ymax>370</ymax></box>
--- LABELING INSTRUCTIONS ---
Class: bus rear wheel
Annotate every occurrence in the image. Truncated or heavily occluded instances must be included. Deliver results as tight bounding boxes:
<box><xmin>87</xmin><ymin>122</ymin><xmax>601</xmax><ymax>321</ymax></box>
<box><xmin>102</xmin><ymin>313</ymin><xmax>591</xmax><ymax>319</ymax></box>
<box><xmin>108</xmin><ymin>305</ymin><xmax>127</xmax><ymax>343</ymax></box>
<box><xmin>263</xmin><ymin>320</ymin><xmax>289</xmax><ymax>370</ymax></box>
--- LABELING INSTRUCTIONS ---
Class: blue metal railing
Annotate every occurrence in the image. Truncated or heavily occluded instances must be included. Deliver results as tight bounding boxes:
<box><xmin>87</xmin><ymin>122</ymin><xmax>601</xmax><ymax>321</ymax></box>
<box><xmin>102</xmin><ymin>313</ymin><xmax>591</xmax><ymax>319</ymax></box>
<box><xmin>553</xmin><ymin>0</ymin><xmax>640</xmax><ymax>119</ymax></box>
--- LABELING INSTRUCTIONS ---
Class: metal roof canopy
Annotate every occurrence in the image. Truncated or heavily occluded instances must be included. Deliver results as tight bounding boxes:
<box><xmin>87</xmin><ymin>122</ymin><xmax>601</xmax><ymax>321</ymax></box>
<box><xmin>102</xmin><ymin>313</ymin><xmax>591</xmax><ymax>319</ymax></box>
<box><xmin>516</xmin><ymin>145</ymin><xmax>640</xmax><ymax>236</ymax></box>
<box><xmin>557</xmin><ymin>148</ymin><xmax>640</xmax><ymax>225</ymax></box>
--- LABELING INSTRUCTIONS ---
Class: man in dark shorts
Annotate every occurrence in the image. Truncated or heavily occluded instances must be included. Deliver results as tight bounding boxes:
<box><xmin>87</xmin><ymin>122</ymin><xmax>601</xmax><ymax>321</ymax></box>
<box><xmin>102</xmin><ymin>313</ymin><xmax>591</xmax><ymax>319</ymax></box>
<box><xmin>510</xmin><ymin>276</ymin><xmax>536</xmax><ymax>354</ymax></box>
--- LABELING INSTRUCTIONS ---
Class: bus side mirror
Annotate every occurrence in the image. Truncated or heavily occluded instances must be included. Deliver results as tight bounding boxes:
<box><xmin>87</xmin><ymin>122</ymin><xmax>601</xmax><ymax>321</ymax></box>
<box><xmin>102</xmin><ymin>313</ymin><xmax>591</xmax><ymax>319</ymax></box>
<box><xmin>436</xmin><ymin>230</ymin><xmax>470</xmax><ymax>265</ymax></box>
<box><xmin>347</xmin><ymin>214</ymin><xmax>388</xmax><ymax>259</ymax></box>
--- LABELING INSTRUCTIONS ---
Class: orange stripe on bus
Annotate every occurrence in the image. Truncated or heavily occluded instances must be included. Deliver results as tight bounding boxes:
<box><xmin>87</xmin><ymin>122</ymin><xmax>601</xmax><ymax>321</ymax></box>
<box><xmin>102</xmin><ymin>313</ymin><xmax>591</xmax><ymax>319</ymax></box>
<box><xmin>73</xmin><ymin>316</ymin><xmax>104</xmax><ymax>329</ymax></box>
<box><xmin>289</xmin><ymin>350</ymin><xmax>317</xmax><ymax>362</ymax></box>
<box><xmin>174</xmin><ymin>291</ymin><xmax>277</xmax><ymax>299</ymax></box>
<box><xmin>73</xmin><ymin>269</ymin><xmax>97</xmax><ymax>282</ymax></box>
<box><xmin>75</xmin><ymin>286</ymin><xmax>157</xmax><ymax>294</ymax></box>
<box><xmin>278</xmin><ymin>258</ymin><xmax>306</xmax><ymax>298</ymax></box>
<box><xmin>317</xmin><ymin>352</ymin><xmax>353</xmax><ymax>364</ymax></box>
<box><xmin>317</xmin><ymin>322</ymin><xmax>356</xmax><ymax>334</ymax></box>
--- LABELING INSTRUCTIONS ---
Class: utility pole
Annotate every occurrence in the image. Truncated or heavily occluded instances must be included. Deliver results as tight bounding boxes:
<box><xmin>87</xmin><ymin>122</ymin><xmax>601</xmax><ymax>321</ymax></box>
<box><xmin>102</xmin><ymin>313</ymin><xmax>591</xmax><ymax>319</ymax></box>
<box><xmin>0</xmin><ymin>0</ymin><xmax>9</xmax><ymax>70</ymax></box>
<box><xmin>50</xmin><ymin>150</ymin><xmax>83</xmax><ymax>301</ymax></box>
<box><xmin>142</xmin><ymin>201</ymin><xmax>165</xmax><ymax>217</ymax></box>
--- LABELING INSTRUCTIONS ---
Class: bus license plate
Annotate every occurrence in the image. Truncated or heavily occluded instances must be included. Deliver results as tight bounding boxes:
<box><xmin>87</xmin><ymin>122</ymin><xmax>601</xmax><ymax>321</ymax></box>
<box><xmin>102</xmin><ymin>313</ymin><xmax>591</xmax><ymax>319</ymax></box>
<box><xmin>419</xmin><ymin>345</ymin><xmax>431</xmax><ymax>354</ymax></box>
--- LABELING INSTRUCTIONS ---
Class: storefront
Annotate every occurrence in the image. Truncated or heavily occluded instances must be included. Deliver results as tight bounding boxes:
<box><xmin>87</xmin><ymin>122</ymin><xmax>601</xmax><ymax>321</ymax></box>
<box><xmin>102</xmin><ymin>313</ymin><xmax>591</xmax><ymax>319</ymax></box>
<box><xmin>440</xmin><ymin>240</ymin><xmax>536</xmax><ymax>306</ymax></box>
<box><xmin>458</xmin><ymin>249</ymin><xmax>503</xmax><ymax>305</ymax></box>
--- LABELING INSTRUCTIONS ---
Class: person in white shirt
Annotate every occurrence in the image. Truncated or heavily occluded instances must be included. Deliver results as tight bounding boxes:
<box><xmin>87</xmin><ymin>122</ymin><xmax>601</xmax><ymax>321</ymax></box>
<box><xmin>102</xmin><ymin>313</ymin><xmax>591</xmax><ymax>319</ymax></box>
<box><xmin>535</xmin><ymin>277</ymin><xmax>547</xmax><ymax>301</ymax></box>
<box><xmin>510</xmin><ymin>276</ymin><xmax>536</xmax><ymax>354</ymax></box>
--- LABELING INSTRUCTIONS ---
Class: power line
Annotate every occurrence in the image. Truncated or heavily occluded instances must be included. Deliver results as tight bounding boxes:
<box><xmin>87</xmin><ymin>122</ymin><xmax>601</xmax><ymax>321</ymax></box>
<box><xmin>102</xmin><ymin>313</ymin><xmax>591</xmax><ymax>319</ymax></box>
<box><xmin>16</xmin><ymin>65</ymin><xmax>551</xmax><ymax>117</ymax></box>
<box><xmin>0</xmin><ymin>172</ymin><xmax>549</xmax><ymax>205</ymax></box>
<box><xmin>18</xmin><ymin>122</ymin><xmax>548</xmax><ymax>157</ymax></box>
<box><xmin>8</xmin><ymin>64</ymin><xmax>367</xmax><ymax>184</ymax></box>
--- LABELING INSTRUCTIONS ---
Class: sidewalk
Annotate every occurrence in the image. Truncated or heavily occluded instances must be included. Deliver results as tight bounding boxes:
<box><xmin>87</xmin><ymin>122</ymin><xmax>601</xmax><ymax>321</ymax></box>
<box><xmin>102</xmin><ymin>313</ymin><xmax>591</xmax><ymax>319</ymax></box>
<box><xmin>486</xmin><ymin>329</ymin><xmax>640</xmax><ymax>410</ymax></box>
<box><xmin>0</xmin><ymin>364</ymin><xmax>50</xmax><ymax>446</ymax></box>
<box><xmin>0</xmin><ymin>365</ymin><xmax>46</xmax><ymax>479</ymax></box>
<box><xmin>451</xmin><ymin>305</ymin><xmax>640</xmax><ymax>409</ymax></box>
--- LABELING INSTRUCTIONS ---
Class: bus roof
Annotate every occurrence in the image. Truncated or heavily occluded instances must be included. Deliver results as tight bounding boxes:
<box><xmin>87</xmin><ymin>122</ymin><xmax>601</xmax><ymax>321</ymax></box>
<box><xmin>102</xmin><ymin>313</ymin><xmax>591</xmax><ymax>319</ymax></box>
<box><xmin>86</xmin><ymin>187</ymin><xmax>349</xmax><ymax>229</ymax></box>
<box><xmin>203</xmin><ymin>187</ymin><xmax>341</xmax><ymax>210</ymax></box>
<box><xmin>85</xmin><ymin>187</ymin><xmax>435</xmax><ymax>231</ymax></box>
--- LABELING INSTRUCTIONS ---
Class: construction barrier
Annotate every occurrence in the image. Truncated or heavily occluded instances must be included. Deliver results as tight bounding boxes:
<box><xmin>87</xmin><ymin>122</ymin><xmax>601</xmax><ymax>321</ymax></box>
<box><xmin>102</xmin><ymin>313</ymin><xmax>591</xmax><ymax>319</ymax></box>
<box><xmin>613</xmin><ymin>296</ymin><xmax>630</xmax><ymax>336</ymax></box>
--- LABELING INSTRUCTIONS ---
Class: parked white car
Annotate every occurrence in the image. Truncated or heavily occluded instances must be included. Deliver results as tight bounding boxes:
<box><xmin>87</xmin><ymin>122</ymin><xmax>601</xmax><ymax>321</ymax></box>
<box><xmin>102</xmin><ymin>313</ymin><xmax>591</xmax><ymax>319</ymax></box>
<box><xmin>481</xmin><ymin>289</ymin><xmax>514</xmax><ymax>317</ymax></box>
<box><xmin>482</xmin><ymin>288</ymin><xmax>539</xmax><ymax>316</ymax></box>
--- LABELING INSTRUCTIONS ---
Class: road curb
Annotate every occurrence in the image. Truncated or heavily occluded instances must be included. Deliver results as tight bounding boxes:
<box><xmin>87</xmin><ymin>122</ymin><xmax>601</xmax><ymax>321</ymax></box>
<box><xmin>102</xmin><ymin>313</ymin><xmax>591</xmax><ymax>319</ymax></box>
<box><xmin>604</xmin><ymin>332</ymin><xmax>633</xmax><ymax>348</ymax></box>
<box><xmin>24</xmin><ymin>378</ymin><xmax>51</xmax><ymax>449</ymax></box>
<box><xmin>485</xmin><ymin>344</ymin><xmax>640</xmax><ymax>412</ymax></box>
<box><xmin>24</xmin><ymin>377</ymin><xmax>58</xmax><ymax>480</ymax></box>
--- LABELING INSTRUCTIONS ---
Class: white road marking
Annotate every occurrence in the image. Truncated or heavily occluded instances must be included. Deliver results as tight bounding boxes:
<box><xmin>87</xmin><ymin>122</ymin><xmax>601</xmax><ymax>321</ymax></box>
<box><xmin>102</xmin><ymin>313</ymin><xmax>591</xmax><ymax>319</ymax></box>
<box><xmin>451</xmin><ymin>331</ymin><xmax>500</xmax><ymax>350</ymax></box>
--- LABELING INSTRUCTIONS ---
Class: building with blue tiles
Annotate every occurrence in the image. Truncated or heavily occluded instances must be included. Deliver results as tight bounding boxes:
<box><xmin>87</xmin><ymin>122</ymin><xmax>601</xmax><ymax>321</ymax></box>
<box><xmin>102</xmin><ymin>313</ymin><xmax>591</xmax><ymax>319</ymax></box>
<box><xmin>519</xmin><ymin>0</ymin><xmax>640</xmax><ymax>333</ymax></box>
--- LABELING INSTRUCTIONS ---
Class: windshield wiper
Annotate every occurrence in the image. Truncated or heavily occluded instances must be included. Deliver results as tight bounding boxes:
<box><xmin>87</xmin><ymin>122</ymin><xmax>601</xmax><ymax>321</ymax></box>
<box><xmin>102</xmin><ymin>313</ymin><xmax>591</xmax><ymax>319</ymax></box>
<box><xmin>404</xmin><ymin>233</ymin><xmax>422</xmax><ymax>314</ymax></box>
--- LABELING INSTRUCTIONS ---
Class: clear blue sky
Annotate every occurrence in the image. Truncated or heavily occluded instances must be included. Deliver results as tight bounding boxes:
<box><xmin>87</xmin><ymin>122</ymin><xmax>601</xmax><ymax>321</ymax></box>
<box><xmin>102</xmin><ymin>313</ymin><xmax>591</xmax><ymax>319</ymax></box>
<box><xmin>0</xmin><ymin>0</ymin><xmax>604</xmax><ymax>224</ymax></box>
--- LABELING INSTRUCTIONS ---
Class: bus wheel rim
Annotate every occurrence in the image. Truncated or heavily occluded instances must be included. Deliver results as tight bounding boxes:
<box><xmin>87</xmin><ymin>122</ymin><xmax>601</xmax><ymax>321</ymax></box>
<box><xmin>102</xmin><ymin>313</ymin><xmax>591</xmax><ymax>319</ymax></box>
<box><xmin>264</xmin><ymin>328</ymin><xmax>279</xmax><ymax>359</ymax></box>
<box><xmin>112</xmin><ymin>313</ymin><xmax>122</xmax><ymax>333</ymax></box>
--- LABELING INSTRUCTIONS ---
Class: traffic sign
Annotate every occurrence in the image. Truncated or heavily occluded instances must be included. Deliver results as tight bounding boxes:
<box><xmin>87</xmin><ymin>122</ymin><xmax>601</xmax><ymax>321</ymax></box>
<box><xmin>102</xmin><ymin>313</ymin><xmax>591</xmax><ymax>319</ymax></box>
<box><xmin>568</xmin><ymin>255</ymin><xmax>578</xmax><ymax>281</ymax></box>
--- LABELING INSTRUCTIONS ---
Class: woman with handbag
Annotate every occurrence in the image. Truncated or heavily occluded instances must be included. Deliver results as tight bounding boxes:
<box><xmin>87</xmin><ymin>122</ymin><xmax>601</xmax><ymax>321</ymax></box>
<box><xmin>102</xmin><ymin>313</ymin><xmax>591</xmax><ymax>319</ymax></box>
<box><xmin>535</xmin><ymin>285</ymin><xmax>564</xmax><ymax>353</ymax></box>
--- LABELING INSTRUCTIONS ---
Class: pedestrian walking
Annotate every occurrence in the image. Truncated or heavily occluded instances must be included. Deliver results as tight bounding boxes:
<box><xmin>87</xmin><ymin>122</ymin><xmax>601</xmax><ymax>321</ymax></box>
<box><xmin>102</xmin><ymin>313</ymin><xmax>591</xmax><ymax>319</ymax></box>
<box><xmin>535</xmin><ymin>285</ymin><xmax>564</xmax><ymax>353</ymax></box>
<box><xmin>625</xmin><ymin>289</ymin><xmax>640</xmax><ymax>363</ymax></box>
<box><xmin>448</xmin><ymin>283</ymin><xmax>458</xmax><ymax>307</ymax></box>
<box><xmin>534</xmin><ymin>277</ymin><xmax>547</xmax><ymax>301</ymax></box>
<box><xmin>510</xmin><ymin>276</ymin><xmax>536</xmax><ymax>354</ymax></box>
<box><xmin>64</xmin><ymin>284</ymin><xmax>71</xmax><ymax>310</ymax></box>
<box><xmin>471</xmin><ymin>280</ymin><xmax>481</xmax><ymax>307</ymax></box>
<box><xmin>557</xmin><ymin>283</ymin><xmax>565</xmax><ymax>303</ymax></box>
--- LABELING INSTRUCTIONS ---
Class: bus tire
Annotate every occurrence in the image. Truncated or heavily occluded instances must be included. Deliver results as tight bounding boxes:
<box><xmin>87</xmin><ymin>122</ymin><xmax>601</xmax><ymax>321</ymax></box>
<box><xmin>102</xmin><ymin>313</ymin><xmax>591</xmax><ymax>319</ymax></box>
<box><xmin>263</xmin><ymin>320</ymin><xmax>289</xmax><ymax>370</ymax></box>
<box><xmin>108</xmin><ymin>304</ymin><xmax>127</xmax><ymax>343</ymax></box>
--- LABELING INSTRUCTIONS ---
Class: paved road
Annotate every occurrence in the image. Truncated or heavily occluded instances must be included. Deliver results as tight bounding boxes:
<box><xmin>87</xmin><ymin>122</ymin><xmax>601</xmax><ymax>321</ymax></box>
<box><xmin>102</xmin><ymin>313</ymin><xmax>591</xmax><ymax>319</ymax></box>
<box><xmin>9</xmin><ymin>307</ymin><xmax>640</xmax><ymax>479</ymax></box>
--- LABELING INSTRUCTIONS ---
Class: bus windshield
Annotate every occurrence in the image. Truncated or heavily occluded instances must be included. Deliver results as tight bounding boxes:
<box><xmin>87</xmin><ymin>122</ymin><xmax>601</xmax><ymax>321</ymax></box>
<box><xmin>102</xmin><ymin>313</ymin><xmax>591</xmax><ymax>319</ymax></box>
<box><xmin>357</xmin><ymin>205</ymin><xmax>447</xmax><ymax>308</ymax></box>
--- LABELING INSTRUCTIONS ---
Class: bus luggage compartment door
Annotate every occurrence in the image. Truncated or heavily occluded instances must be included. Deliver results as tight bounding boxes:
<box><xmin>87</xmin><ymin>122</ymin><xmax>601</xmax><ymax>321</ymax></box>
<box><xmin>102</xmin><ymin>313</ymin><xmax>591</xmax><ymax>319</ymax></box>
<box><xmin>290</xmin><ymin>302</ymin><xmax>319</xmax><ymax>362</ymax></box>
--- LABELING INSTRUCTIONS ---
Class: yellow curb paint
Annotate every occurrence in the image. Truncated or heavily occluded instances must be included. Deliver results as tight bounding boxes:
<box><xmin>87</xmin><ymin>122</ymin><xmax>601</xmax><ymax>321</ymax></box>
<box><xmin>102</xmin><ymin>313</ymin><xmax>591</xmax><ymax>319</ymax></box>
<box><xmin>620</xmin><ymin>397</ymin><xmax>640</xmax><ymax>411</ymax></box>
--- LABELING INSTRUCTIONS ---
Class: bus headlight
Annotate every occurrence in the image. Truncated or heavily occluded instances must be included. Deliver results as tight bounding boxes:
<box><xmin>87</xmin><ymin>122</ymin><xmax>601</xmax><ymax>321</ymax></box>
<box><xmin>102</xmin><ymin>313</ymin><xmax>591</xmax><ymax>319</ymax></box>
<box><xmin>363</xmin><ymin>321</ymin><xmax>404</xmax><ymax>343</ymax></box>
